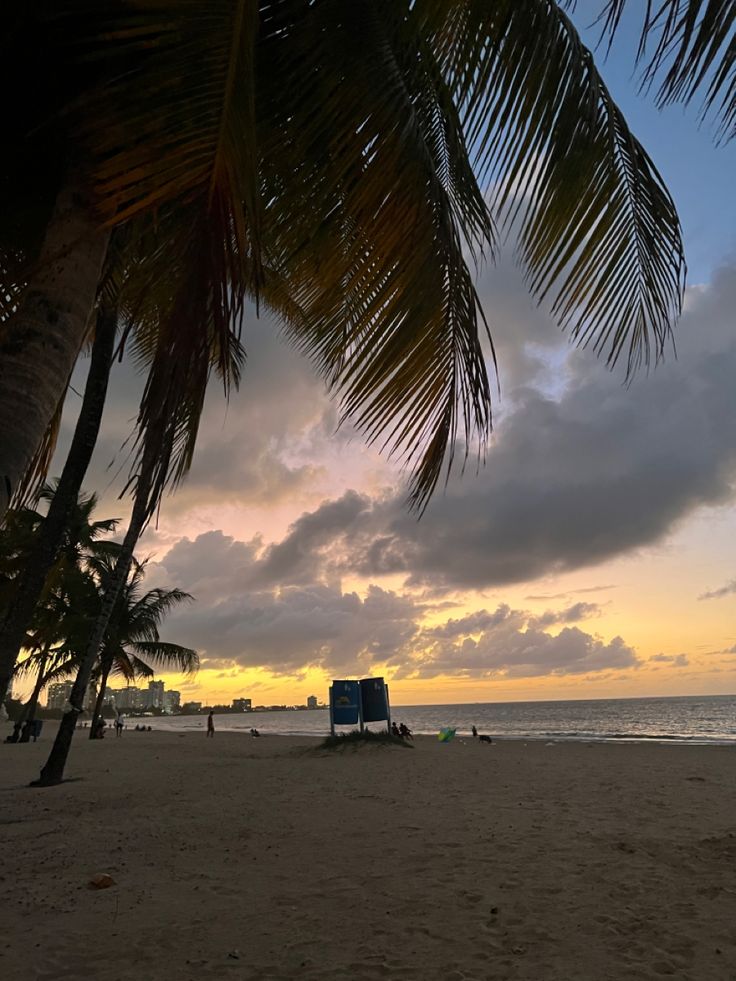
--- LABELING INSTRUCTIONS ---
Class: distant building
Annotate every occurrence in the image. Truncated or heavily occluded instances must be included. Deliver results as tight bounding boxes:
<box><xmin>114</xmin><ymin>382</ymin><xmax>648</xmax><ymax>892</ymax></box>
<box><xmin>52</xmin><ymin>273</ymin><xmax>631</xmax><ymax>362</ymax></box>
<box><xmin>307</xmin><ymin>695</ymin><xmax>318</xmax><ymax>710</ymax></box>
<box><xmin>163</xmin><ymin>690</ymin><xmax>180</xmax><ymax>714</ymax></box>
<box><xmin>47</xmin><ymin>681</ymin><xmax>74</xmax><ymax>710</ymax></box>
<box><xmin>146</xmin><ymin>680</ymin><xmax>165</xmax><ymax>709</ymax></box>
<box><xmin>232</xmin><ymin>698</ymin><xmax>252</xmax><ymax>712</ymax></box>
<box><xmin>111</xmin><ymin>686</ymin><xmax>144</xmax><ymax>711</ymax></box>
<box><xmin>182</xmin><ymin>701</ymin><xmax>202</xmax><ymax>714</ymax></box>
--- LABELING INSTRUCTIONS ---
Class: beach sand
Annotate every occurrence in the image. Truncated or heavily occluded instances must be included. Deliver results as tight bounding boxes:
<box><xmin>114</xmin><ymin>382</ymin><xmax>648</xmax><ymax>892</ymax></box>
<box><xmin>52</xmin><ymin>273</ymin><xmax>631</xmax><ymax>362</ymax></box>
<box><xmin>1</xmin><ymin>730</ymin><xmax>735</xmax><ymax>981</ymax></box>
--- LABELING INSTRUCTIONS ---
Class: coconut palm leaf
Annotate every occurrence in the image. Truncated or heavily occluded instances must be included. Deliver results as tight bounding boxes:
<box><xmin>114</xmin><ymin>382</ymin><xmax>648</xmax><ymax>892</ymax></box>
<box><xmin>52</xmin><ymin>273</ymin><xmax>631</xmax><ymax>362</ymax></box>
<box><xmin>14</xmin><ymin>649</ymin><xmax>77</xmax><ymax>687</ymax></box>
<box><xmin>127</xmin><ymin>641</ymin><xmax>199</xmax><ymax>676</ymax></box>
<box><xmin>89</xmin><ymin>555</ymin><xmax>198</xmax><ymax>678</ymax></box>
<box><xmin>422</xmin><ymin>0</ymin><xmax>686</xmax><ymax>376</ymax></box>
<box><xmin>598</xmin><ymin>1</ymin><xmax>736</xmax><ymax>142</ymax></box>
<box><xmin>258</xmin><ymin>0</ymin><xmax>496</xmax><ymax>508</ymax></box>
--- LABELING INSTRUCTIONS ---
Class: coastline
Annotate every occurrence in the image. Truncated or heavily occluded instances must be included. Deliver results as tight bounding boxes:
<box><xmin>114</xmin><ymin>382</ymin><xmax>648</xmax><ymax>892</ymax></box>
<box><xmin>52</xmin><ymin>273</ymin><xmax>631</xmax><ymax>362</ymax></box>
<box><xmin>3</xmin><ymin>732</ymin><xmax>735</xmax><ymax>980</ymax></box>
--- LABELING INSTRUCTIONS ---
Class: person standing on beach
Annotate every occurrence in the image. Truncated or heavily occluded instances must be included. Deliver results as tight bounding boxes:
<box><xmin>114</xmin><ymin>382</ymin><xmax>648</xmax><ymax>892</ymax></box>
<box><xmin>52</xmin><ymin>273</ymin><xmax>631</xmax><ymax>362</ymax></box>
<box><xmin>207</xmin><ymin>711</ymin><xmax>215</xmax><ymax>738</ymax></box>
<box><xmin>471</xmin><ymin>725</ymin><xmax>478</xmax><ymax>739</ymax></box>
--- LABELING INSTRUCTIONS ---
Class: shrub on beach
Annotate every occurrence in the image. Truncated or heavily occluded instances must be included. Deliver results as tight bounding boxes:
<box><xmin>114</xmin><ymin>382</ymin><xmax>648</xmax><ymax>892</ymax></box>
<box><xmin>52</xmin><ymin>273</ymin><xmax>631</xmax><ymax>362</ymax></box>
<box><xmin>319</xmin><ymin>730</ymin><xmax>413</xmax><ymax>751</ymax></box>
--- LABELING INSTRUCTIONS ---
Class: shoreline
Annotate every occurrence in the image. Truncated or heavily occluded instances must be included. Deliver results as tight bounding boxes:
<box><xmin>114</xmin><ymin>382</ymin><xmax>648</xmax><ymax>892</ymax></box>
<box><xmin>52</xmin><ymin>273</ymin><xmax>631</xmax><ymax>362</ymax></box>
<box><xmin>14</xmin><ymin>719</ymin><xmax>736</xmax><ymax>747</ymax></box>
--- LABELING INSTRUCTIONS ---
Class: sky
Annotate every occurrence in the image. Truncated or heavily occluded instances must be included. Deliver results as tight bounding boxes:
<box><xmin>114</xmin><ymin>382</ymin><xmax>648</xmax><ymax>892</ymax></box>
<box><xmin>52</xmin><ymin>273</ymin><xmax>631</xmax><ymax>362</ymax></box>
<box><xmin>39</xmin><ymin>4</ymin><xmax>736</xmax><ymax>708</ymax></box>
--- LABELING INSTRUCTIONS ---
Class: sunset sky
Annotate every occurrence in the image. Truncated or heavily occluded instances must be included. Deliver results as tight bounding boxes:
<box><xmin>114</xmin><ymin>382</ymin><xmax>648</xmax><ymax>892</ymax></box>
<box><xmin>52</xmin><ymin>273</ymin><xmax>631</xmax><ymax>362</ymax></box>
<box><xmin>46</xmin><ymin>4</ymin><xmax>736</xmax><ymax>708</ymax></box>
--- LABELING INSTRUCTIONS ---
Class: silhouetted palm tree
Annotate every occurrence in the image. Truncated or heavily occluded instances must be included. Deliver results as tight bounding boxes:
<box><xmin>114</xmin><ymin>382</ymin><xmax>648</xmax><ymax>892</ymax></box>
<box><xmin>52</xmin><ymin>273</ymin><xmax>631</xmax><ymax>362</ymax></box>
<box><xmin>0</xmin><ymin>302</ymin><xmax>118</xmax><ymax>707</ymax></box>
<box><xmin>87</xmin><ymin>560</ymin><xmax>196</xmax><ymax>736</ymax></box>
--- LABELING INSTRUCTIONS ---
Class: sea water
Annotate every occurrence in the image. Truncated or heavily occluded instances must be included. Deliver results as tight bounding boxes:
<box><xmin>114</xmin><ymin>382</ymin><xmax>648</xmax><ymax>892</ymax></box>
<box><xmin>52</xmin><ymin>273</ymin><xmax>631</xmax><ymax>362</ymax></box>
<box><xmin>144</xmin><ymin>694</ymin><xmax>736</xmax><ymax>744</ymax></box>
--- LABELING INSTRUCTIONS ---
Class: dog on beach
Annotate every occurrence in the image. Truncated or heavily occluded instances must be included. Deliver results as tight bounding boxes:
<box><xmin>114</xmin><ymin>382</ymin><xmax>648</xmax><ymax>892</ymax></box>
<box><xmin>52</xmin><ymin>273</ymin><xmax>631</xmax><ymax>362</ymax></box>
<box><xmin>478</xmin><ymin>734</ymin><xmax>493</xmax><ymax>744</ymax></box>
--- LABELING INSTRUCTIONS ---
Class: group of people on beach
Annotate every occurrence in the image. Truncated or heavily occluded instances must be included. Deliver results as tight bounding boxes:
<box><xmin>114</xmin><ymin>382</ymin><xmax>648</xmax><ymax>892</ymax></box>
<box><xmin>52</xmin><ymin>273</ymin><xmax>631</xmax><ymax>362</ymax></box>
<box><xmin>205</xmin><ymin>712</ymin><xmax>261</xmax><ymax>738</ymax></box>
<box><xmin>90</xmin><ymin>714</ymin><xmax>152</xmax><ymax>739</ymax></box>
<box><xmin>391</xmin><ymin>721</ymin><xmax>413</xmax><ymax>740</ymax></box>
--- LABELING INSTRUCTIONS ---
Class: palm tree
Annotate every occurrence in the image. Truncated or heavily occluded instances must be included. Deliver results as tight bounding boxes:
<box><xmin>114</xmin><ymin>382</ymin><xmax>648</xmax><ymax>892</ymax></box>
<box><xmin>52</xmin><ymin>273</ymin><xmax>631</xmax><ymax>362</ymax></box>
<box><xmin>12</xmin><ymin>646</ymin><xmax>76</xmax><ymax>741</ymax></box>
<box><xmin>86</xmin><ymin>560</ymin><xmax>197</xmax><ymax>738</ymax></box>
<box><xmin>0</xmin><ymin>486</ymin><xmax>120</xmax><ymax>703</ymax></box>
<box><xmin>5</xmin><ymin>533</ymin><xmax>118</xmax><ymax>740</ymax></box>
<box><xmin>0</xmin><ymin>300</ymin><xmax>118</xmax><ymax>707</ymax></box>
<box><xmin>4</xmin><ymin>2</ymin><xmax>733</xmax><ymax>519</ymax></box>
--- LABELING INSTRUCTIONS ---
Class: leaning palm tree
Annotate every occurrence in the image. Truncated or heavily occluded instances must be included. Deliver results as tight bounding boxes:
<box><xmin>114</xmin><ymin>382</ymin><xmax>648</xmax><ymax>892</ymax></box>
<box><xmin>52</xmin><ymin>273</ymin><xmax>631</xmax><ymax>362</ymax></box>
<box><xmin>3</xmin><ymin>1</ymin><xmax>734</xmax><ymax>518</ymax></box>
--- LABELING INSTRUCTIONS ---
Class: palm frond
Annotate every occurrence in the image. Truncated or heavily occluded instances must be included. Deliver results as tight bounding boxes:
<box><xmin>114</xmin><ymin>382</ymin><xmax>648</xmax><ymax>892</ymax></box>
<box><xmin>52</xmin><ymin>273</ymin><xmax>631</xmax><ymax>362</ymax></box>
<box><xmin>129</xmin><ymin>640</ymin><xmax>199</xmax><ymax>675</ymax></box>
<box><xmin>424</xmin><ymin>0</ymin><xmax>686</xmax><ymax>376</ymax></box>
<box><xmin>127</xmin><ymin>587</ymin><xmax>194</xmax><ymax>636</ymax></box>
<box><xmin>261</xmin><ymin>0</ymin><xmax>495</xmax><ymax>509</ymax></box>
<box><xmin>10</xmin><ymin>389</ymin><xmax>68</xmax><ymax>509</ymax></box>
<box><xmin>598</xmin><ymin>1</ymin><xmax>736</xmax><ymax>141</ymax></box>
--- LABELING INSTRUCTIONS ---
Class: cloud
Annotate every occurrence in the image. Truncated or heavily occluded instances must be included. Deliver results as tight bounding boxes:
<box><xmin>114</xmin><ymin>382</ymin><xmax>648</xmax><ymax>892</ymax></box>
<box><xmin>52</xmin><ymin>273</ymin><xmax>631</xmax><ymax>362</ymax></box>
<box><xmin>531</xmin><ymin>602</ymin><xmax>601</xmax><ymax>627</ymax></box>
<box><xmin>54</xmin><ymin>250</ymin><xmax>736</xmax><ymax>604</ymax></box>
<box><xmin>147</xmin><ymin>531</ymin><xmax>637</xmax><ymax>682</ymax></box>
<box><xmin>141</xmin><ymin>253</ymin><xmax>736</xmax><ymax>604</ymax></box>
<box><xmin>649</xmin><ymin>653</ymin><xmax>689</xmax><ymax>666</ymax></box>
<box><xmin>50</xmin><ymin>308</ymin><xmax>345</xmax><ymax>517</ymax></box>
<box><xmin>389</xmin><ymin>607</ymin><xmax>639</xmax><ymax>681</ymax></box>
<box><xmin>253</xmin><ymin>491</ymin><xmax>372</xmax><ymax>588</ymax></box>
<box><xmin>525</xmin><ymin>585</ymin><xmax>617</xmax><ymax>600</ymax></box>
<box><xmin>332</xmin><ymin>264</ymin><xmax>736</xmax><ymax>591</ymax></box>
<box><xmin>699</xmin><ymin>578</ymin><xmax>736</xmax><ymax>600</ymax></box>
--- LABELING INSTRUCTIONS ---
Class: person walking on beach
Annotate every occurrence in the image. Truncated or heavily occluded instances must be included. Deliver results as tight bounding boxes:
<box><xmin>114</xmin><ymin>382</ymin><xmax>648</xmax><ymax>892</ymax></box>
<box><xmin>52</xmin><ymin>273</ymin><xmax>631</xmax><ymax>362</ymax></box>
<box><xmin>207</xmin><ymin>711</ymin><xmax>215</xmax><ymax>738</ymax></box>
<box><xmin>115</xmin><ymin>712</ymin><xmax>124</xmax><ymax>738</ymax></box>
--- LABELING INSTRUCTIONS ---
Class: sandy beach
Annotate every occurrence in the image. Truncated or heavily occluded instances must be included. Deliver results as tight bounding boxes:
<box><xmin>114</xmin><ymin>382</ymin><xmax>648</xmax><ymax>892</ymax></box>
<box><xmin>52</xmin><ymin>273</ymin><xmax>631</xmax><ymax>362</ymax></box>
<box><xmin>1</xmin><ymin>730</ymin><xmax>735</xmax><ymax>981</ymax></box>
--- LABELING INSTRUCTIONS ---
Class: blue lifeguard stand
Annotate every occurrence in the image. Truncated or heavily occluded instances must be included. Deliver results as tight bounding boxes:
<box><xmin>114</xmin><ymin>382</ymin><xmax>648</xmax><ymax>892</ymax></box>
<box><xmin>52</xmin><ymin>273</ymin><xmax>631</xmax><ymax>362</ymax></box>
<box><xmin>328</xmin><ymin>677</ymin><xmax>391</xmax><ymax>735</ymax></box>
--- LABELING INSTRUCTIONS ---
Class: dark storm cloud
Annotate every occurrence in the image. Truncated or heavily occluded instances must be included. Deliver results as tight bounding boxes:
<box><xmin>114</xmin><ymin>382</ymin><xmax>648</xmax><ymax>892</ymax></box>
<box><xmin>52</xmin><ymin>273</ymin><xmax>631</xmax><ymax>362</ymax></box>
<box><xmin>253</xmin><ymin>491</ymin><xmax>372</xmax><ymax>588</ymax></box>
<box><xmin>337</xmin><ymin>264</ymin><xmax>736</xmax><ymax>590</ymax></box>
<box><xmin>699</xmin><ymin>578</ymin><xmax>736</xmax><ymax>600</ymax></box>
<box><xmin>146</xmin><ymin>264</ymin><xmax>736</xmax><ymax>599</ymax></box>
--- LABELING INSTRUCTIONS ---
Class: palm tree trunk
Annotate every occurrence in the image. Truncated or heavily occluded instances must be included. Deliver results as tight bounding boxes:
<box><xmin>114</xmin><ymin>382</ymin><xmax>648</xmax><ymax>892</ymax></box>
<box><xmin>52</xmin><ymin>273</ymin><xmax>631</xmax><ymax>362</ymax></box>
<box><xmin>89</xmin><ymin>651</ymin><xmax>114</xmax><ymax>739</ymax></box>
<box><xmin>0</xmin><ymin>303</ymin><xmax>117</xmax><ymax>708</ymax></box>
<box><xmin>0</xmin><ymin>179</ymin><xmax>110</xmax><ymax>517</ymax></box>
<box><xmin>34</xmin><ymin>446</ymin><xmax>155</xmax><ymax>786</ymax></box>
<box><xmin>17</xmin><ymin>648</ymin><xmax>51</xmax><ymax>742</ymax></box>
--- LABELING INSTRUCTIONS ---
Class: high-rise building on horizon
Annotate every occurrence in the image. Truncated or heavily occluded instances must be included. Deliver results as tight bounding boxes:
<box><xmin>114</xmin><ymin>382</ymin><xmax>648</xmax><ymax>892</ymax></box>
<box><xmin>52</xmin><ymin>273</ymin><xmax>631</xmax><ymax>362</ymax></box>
<box><xmin>163</xmin><ymin>690</ymin><xmax>180</xmax><ymax>714</ymax></box>
<box><xmin>46</xmin><ymin>681</ymin><xmax>74</xmax><ymax>710</ymax></box>
<box><xmin>307</xmin><ymin>695</ymin><xmax>318</xmax><ymax>710</ymax></box>
<box><xmin>112</xmin><ymin>686</ymin><xmax>144</xmax><ymax>711</ymax></box>
<box><xmin>146</xmin><ymin>680</ymin><xmax>165</xmax><ymax>709</ymax></box>
<box><xmin>232</xmin><ymin>698</ymin><xmax>252</xmax><ymax>712</ymax></box>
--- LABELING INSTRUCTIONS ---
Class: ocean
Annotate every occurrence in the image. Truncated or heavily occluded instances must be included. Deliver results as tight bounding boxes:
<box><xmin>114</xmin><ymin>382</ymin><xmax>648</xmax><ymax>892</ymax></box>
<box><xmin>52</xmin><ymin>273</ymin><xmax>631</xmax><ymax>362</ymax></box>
<box><xmin>141</xmin><ymin>694</ymin><xmax>736</xmax><ymax>744</ymax></box>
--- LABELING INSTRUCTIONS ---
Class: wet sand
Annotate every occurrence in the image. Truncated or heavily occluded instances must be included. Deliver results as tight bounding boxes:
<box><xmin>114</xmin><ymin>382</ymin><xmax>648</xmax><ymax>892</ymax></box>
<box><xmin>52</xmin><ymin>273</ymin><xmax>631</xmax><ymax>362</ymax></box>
<box><xmin>1</xmin><ymin>729</ymin><xmax>735</xmax><ymax>980</ymax></box>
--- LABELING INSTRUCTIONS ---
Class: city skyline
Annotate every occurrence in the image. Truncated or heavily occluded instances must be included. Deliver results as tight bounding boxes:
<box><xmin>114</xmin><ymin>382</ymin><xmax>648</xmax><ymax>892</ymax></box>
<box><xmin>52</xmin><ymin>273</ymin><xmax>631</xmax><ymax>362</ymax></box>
<box><xmin>41</xmin><ymin>680</ymin><xmax>325</xmax><ymax>715</ymax></box>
